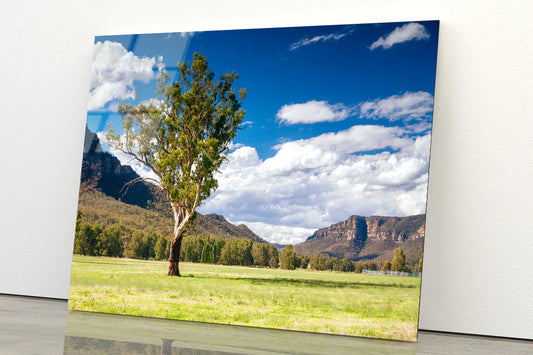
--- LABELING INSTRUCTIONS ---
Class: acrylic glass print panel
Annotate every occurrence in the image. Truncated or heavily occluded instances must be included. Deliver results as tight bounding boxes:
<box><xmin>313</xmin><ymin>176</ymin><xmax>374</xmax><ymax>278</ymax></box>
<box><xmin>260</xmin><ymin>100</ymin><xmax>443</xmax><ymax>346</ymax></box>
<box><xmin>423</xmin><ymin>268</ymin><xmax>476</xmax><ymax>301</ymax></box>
<box><xmin>69</xmin><ymin>21</ymin><xmax>439</xmax><ymax>341</ymax></box>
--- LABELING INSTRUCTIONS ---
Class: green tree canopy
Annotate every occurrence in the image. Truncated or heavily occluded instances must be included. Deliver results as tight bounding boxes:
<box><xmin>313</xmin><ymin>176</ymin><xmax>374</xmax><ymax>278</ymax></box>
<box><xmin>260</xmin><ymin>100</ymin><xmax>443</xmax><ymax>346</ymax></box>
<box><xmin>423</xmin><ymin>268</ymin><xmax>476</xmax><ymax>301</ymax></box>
<box><xmin>107</xmin><ymin>52</ymin><xmax>246</xmax><ymax>276</ymax></box>
<box><xmin>309</xmin><ymin>253</ymin><xmax>327</xmax><ymax>271</ymax></box>
<box><xmin>268</xmin><ymin>245</ymin><xmax>279</xmax><ymax>269</ymax></box>
<box><xmin>341</xmin><ymin>258</ymin><xmax>355</xmax><ymax>272</ymax></box>
<box><xmin>280</xmin><ymin>245</ymin><xmax>297</xmax><ymax>270</ymax></box>
<box><xmin>391</xmin><ymin>248</ymin><xmax>406</xmax><ymax>272</ymax></box>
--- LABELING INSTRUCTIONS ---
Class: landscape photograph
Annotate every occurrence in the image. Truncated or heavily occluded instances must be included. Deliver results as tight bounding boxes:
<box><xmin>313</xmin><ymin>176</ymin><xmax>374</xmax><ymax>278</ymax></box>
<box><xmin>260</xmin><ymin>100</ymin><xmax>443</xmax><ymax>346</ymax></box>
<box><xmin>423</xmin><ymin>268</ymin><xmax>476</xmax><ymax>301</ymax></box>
<box><xmin>69</xmin><ymin>21</ymin><xmax>440</xmax><ymax>341</ymax></box>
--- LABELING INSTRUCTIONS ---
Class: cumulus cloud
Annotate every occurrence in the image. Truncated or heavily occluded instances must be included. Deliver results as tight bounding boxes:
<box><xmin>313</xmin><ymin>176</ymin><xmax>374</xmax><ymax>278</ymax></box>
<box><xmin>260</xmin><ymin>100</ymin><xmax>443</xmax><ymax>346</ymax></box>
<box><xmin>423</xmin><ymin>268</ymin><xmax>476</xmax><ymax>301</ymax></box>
<box><xmin>88</xmin><ymin>41</ymin><xmax>162</xmax><ymax>111</ymax></box>
<box><xmin>359</xmin><ymin>91</ymin><xmax>434</xmax><ymax>121</ymax></box>
<box><xmin>276</xmin><ymin>100</ymin><xmax>354</xmax><ymax>124</ymax></box>
<box><xmin>226</xmin><ymin>146</ymin><xmax>260</xmax><ymax>169</ymax></box>
<box><xmin>156</xmin><ymin>56</ymin><xmax>165</xmax><ymax>72</ymax></box>
<box><xmin>262</xmin><ymin>142</ymin><xmax>340</xmax><ymax>175</ymax></box>
<box><xmin>236</xmin><ymin>221</ymin><xmax>317</xmax><ymax>245</ymax></box>
<box><xmin>369</xmin><ymin>23</ymin><xmax>430</xmax><ymax>50</ymax></box>
<box><xmin>98</xmin><ymin>95</ymin><xmax>433</xmax><ymax>244</ymax></box>
<box><xmin>228</xmin><ymin>141</ymin><xmax>244</xmax><ymax>151</ymax></box>
<box><xmin>290</xmin><ymin>30</ymin><xmax>350</xmax><ymax>51</ymax></box>
<box><xmin>290</xmin><ymin>125</ymin><xmax>411</xmax><ymax>154</ymax></box>
<box><xmin>198</xmin><ymin>127</ymin><xmax>432</xmax><ymax>244</ymax></box>
<box><xmin>276</xmin><ymin>92</ymin><xmax>433</xmax><ymax>125</ymax></box>
<box><xmin>140</xmin><ymin>97</ymin><xmax>164</xmax><ymax>108</ymax></box>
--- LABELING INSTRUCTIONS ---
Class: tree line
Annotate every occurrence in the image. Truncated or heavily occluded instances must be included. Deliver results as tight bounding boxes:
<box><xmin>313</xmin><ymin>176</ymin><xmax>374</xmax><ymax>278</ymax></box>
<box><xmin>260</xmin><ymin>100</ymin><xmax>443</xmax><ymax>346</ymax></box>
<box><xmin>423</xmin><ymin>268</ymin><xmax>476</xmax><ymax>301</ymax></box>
<box><xmin>74</xmin><ymin>214</ymin><xmax>169</xmax><ymax>260</ymax></box>
<box><xmin>74</xmin><ymin>213</ymin><xmax>280</xmax><ymax>267</ymax></box>
<box><xmin>278</xmin><ymin>245</ymin><xmax>422</xmax><ymax>273</ymax></box>
<box><xmin>180</xmin><ymin>234</ymin><xmax>279</xmax><ymax>268</ymax></box>
<box><xmin>75</xmin><ymin>213</ymin><xmax>422</xmax><ymax>273</ymax></box>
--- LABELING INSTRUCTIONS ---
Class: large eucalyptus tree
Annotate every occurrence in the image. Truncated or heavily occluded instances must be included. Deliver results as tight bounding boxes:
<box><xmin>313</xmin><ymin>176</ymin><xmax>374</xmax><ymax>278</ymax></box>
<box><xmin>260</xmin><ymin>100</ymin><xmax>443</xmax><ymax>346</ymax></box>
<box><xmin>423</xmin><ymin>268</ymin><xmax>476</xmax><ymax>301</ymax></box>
<box><xmin>108</xmin><ymin>53</ymin><xmax>246</xmax><ymax>276</ymax></box>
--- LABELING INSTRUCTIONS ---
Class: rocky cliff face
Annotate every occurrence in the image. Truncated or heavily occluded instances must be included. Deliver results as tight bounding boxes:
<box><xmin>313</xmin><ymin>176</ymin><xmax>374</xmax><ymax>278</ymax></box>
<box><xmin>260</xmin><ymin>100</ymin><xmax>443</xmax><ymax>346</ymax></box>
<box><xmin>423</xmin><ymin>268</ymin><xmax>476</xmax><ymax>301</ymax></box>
<box><xmin>309</xmin><ymin>216</ymin><xmax>368</xmax><ymax>242</ymax></box>
<box><xmin>365</xmin><ymin>215</ymin><xmax>425</xmax><ymax>241</ymax></box>
<box><xmin>80</xmin><ymin>126</ymin><xmax>157</xmax><ymax>208</ymax></box>
<box><xmin>294</xmin><ymin>214</ymin><xmax>426</xmax><ymax>261</ymax></box>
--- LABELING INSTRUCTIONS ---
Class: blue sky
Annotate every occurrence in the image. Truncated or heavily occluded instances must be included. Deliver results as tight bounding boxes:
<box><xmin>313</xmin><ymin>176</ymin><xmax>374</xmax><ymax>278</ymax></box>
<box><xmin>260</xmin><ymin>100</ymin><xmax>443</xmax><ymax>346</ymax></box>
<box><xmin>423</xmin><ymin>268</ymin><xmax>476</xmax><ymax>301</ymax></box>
<box><xmin>86</xmin><ymin>21</ymin><xmax>439</xmax><ymax>244</ymax></box>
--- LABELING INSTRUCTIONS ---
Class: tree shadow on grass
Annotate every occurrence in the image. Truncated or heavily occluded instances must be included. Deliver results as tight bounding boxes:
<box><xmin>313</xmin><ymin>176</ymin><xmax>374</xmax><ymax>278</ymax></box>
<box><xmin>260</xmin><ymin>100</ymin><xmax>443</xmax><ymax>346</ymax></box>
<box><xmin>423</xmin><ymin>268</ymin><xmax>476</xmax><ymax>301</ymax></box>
<box><xmin>203</xmin><ymin>276</ymin><xmax>417</xmax><ymax>290</ymax></box>
<box><xmin>76</xmin><ymin>259</ymin><xmax>152</xmax><ymax>266</ymax></box>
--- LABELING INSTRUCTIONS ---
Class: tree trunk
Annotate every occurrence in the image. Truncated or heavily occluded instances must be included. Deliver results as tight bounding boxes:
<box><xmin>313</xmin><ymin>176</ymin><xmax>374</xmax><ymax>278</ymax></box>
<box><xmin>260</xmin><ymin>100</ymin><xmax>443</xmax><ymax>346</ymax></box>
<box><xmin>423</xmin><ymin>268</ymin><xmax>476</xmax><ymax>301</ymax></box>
<box><xmin>168</xmin><ymin>236</ymin><xmax>183</xmax><ymax>276</ymax></box>
<box><xmin>167</xmin><ymin>205</ymin><xmax>191</xmax><ymax>276</ymax></box>
<box><xmin>160</xmin><ymin>338</ymin><xmax>174</xmax><ymax>355</ymax></box>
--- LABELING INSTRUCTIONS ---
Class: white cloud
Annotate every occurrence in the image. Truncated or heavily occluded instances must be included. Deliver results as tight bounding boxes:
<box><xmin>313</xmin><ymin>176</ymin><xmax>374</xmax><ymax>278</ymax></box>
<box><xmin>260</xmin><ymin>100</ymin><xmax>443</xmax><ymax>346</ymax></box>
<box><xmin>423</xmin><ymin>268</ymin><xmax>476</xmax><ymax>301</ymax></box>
<box><xmin>397</xmin><ymin>133</ymin><xmax>432</xmax><ymax>160</ymax></box>
<box><xmin>156</xmin><ymin>56</ymin><xmax>165</xmax><ymax>72</ymax></box>
<box><xmin>374</xmin><ymin>154</ymin><xmax>428</xmax><ymax>187</ymax></box>
<box><xmin>396</xmin><ymin>182</ymin><xmax>429</xmax><ymax>215</ymax></box>
<box><xmin>276</xmin><ymin>100</ymin><xmax>354</xmax><ymax>124</ymax></box>
<box><xmin>369</xmin><ymin>23</ymin><xmax>430</xmax><ymax>50</ymax></box>
<box><xmin>236</xmin><ymin>221</ymin><xmax>317</xmax><ymax>245</ymax></box>
<box><xmin>228</xmin><ymin>141</ymin><xmax>244</xmax><ymax>151</ymax></box>
<box><xmin>290</xmin><ymin>30</ymin><xmax>350</xmax><ymax>51</ymax></box>
<box><xmin>198</xmin><ymin>126</ymin><xmax>432</xmax><ymax>244</ymax></box>
<box><xmin>96</xmin><ymin>131</ymin><xmax>109</xmax><ymax>147</ymax></box>
<box><xmin>262</xmin><ymin>142</ymin><xmax>340</xmax><ymax>175</ymax></box>
<box><xmin>277</xmin><ymin>92</ymin><xmax>433</xmax><ymax>125</ymax></box>
<box><xmin>289</xmin><ymin>125</ymin><xmax>411</xmax><ymax>154</ymax></box>
<box><xmin>97</xmin><ymin>94</ymin><xmax>433</xmax><ymax>244</ymax></box>
<box><xmin>140</xmin><ymin>97</ymin><xmax>164</xmax><ymax>108</ymax></box>
<box><xmin>88</xmin><ymin>41</ymin><xmax>162</xmax><ymax>111</ymax></box>
<box><xmin>226</xmin><ymin>146</ymin><xmax>260</xmax><ymax>169</ymax></box>
<box><xmin>359</xmin><ymin>91</ymin><xmax>434</xmax><ymax>121</ymax></box>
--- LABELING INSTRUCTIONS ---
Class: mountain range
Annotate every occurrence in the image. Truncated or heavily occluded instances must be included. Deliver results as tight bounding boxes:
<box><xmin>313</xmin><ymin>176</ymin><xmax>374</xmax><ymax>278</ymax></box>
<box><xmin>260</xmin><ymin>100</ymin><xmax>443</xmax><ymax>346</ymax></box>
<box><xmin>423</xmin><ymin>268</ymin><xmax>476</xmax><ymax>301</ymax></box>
<box><xmin>293</xmin><ymin>214</ymin><xmax>425</xmax><ymax>264</ymax></box>
<box><xmin>80</xmin><ymin>127</ymin><xmax>425</xmax><ymax>263</ymax></box>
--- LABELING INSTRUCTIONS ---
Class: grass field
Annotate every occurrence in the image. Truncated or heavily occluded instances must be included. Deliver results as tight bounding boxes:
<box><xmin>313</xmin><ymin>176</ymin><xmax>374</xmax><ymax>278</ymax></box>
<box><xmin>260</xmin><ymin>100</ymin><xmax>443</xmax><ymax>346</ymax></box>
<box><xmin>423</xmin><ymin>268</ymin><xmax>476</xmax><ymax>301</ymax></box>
<box><xmin>68</xmin><ymin>255</ymin><xmax>421</xmax><ymax>341</ymax></box>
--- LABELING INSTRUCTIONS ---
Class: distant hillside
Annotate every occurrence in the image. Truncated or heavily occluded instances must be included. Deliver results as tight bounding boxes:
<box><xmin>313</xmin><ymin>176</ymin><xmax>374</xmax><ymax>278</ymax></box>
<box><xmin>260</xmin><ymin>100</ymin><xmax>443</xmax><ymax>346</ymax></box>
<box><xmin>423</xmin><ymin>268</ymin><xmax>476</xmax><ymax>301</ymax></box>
<box><xmin>79</xmin><ymin>190</ymin><xmax>268</xmax><ymax>243</ymax></box>
<box><xmin>79</xmin><ymin>127</ymin><xmax>267</xmax><ymax>243</ymax></box>
<box><xmin>81</xmin><ymin>126</ymin><xmax>162</xmax><ymax>209</ymax></box>
<box><xmin>78</xmin><ymin>190</ymin><xmax>173</xmax><ymax>236</ymax></box>
<box><xmin>274</xmin><ymin>243</ymin><xmax>287</xmax><ymax>250</ymax></box>
<box><xmin>293</xmin><ymin>214</ymin><xmax>425</xmax><ymax>262</ymax></box>
<box><xmin>188</xmin><ymin>213</ymin><xmax>267</xmax><ymax>243</ymax></box>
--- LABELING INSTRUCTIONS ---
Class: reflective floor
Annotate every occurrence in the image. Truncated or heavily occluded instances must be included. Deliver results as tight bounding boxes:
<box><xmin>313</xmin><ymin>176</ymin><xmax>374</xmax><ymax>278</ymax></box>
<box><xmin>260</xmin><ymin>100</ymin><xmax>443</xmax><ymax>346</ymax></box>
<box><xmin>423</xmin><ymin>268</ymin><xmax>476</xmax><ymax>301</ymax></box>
<box><xmin>1</xmin><ymin>294</ymin><xmax>532</xmax><ymax>354</ymax></box>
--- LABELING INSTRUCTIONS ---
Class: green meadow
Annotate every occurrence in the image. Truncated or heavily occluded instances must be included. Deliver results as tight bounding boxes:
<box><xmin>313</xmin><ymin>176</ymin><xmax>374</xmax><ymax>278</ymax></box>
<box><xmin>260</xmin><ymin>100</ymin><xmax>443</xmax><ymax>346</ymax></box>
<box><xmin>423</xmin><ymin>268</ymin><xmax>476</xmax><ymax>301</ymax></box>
<box><xmin>68</xmin><ymin>255</ymin><xmax>421</xmax><ymax>341</ymax></box>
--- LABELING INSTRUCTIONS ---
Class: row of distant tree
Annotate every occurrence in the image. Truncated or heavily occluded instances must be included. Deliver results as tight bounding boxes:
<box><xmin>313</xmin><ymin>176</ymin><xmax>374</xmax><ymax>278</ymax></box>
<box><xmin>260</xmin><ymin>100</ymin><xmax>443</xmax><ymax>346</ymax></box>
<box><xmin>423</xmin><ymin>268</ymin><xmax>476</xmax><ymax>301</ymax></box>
<box><xmin>74</xmin><ymin>215</ymin><xmax>280</xmax><ymax>267</ymax></box>
<box><xmin>74</xmin><ymin>217</ymin><xmax>169</xmax><ymax>260</ymax></box>
<box><xmin>278</xmin><ymin>245</ymin><xmax>422</xmax><ymax>273</ymax></box>
<box><xmin>74</xmin><ymin>213</ymin><xmax>421</xmax><ymax>273</ymax></box>
<box><xmin>180</xmin><ymin>234</ymin><xmax>279</xmax><ymax>268</ymax></box>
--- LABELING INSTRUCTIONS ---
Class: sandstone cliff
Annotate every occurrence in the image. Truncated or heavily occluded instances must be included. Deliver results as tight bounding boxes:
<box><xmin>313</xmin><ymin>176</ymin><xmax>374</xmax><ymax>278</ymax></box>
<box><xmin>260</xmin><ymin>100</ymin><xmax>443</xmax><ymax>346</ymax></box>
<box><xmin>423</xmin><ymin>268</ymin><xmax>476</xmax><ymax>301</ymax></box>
<box><xmin>293</xmin><ymin>214</ymin><xmax>425</xmax><ymax>262</ymax></box>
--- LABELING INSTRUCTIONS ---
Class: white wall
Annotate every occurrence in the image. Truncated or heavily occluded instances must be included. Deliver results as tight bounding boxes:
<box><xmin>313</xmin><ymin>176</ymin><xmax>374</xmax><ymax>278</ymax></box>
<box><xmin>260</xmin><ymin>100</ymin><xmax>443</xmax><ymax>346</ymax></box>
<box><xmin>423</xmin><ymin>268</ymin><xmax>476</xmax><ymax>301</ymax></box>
<box><xmin>1</xmin><ymin>0</ymin><xmax>532</xmax><ymax>340</ymax></box>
